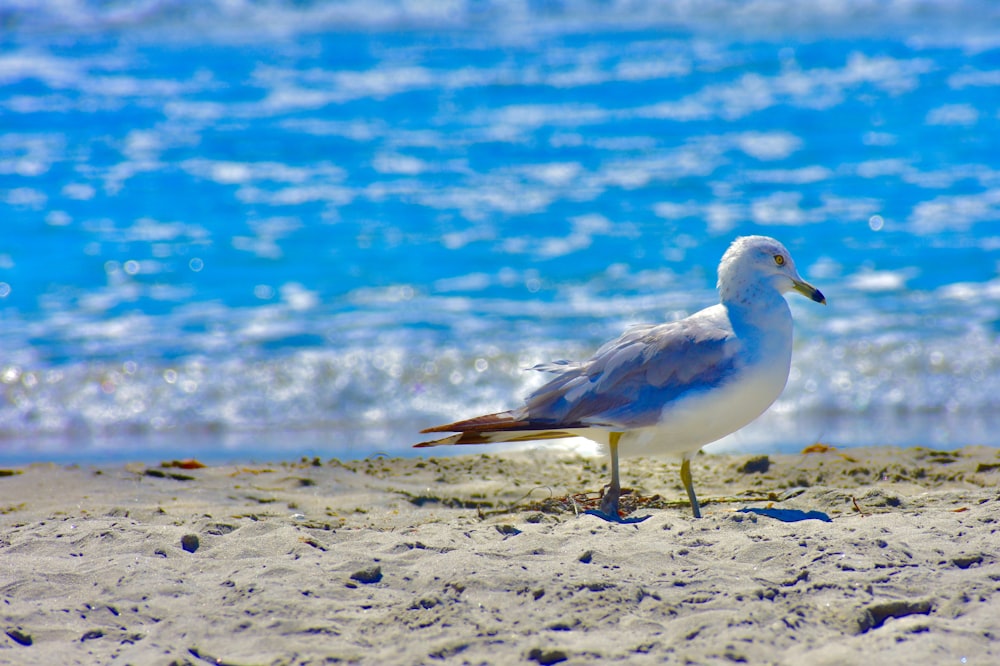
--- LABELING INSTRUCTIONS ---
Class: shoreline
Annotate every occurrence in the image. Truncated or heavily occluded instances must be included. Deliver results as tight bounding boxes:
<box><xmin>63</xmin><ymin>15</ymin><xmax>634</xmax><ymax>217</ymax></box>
<box><xmin>1</xmin><ymin>446</ymin><xmax>998</xmax><ymax>664</ymax></box>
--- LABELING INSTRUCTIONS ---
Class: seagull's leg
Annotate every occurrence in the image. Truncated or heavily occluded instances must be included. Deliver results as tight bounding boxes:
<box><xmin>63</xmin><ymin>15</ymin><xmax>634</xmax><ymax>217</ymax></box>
<box><xmin>585</xmin><ymin>432</ymin><xmax>650</xmax><ymax>524</ymax></box>
<box><xmin>598</xmin><ymin>432</ymin><xmax>622</xmax><ymax>516</ymax></box>
<box><xmin>680</xmin><ymin>455</ymin><xmax>702</xmax><ymax>519</ymax></box>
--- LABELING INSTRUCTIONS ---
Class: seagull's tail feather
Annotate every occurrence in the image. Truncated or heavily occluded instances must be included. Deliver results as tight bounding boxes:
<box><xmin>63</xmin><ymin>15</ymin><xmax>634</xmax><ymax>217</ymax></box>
<box><xmin>420</xmin><ymin>410</ymin><xmax>527</xmax><ymax>434</ymax></box>
<box><xmin>414</xmin><ymin>429</ymin><xmax>579</xmax><ymax>448</ymax></box>
<box><xmin>415</xmin><ymin>411</ymin><xmax>581</xmax><ymax>448</ymax></box>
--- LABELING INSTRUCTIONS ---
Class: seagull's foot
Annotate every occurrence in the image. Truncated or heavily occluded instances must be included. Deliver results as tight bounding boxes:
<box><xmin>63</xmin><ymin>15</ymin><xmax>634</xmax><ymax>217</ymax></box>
<box><xmin>585</xmin><ymin>484</ymin><xmax>652</xmax><ymax>523</ymax></box>
<box><xmin>584</xmin><ymin>508</ymin><xmax>651</xmax><ymax>524</ymax></box>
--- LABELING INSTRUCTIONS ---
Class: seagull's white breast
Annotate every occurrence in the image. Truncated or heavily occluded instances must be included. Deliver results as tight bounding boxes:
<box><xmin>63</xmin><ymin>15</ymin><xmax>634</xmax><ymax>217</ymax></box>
<box><xmin>620</xmin><ymin>322</ymin><xmax>793</xmax><ymax>458</ymax></box>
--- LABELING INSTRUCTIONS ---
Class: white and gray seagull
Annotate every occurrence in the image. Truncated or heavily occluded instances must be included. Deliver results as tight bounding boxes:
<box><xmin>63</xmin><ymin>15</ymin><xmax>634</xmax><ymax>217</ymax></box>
<box><xmin>415</xmin><ymin>235</ymin><xmax>825</xmax><ymax>522</ymax></box>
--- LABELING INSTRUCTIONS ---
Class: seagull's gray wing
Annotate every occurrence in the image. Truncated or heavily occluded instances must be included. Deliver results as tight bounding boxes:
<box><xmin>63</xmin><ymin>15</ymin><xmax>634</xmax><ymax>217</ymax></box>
<box><xmin>520</xmin><ymin>308</ymin><xmax>741</xmax><ymax>429</ymax></box>
<box><xmin>530</xmin><ymin>359</ymin><xmax>582</xmax><ymax>373</ymax></box>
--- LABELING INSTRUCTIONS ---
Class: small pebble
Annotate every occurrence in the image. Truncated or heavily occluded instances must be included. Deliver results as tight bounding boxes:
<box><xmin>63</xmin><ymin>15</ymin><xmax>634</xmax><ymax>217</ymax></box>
<box><xmin>528</xmin><ymin>647</ymin><xmax>568</xmax><ymax>665</ymax></box>
<box><xmin>350</xmin><ymin>565</ymin><xmax>382</xmax><ymax>584</ymax></box>
<box><xmin>181</xmin><ymin>534</ymin><xmax>200</xmax><ymax>553</ymax></box>
<box><xmin>739</xmin><ymin>455</ymin><xmax>771</xmax><ymax>474</ymax></box>
<box><xmin>5</xmin><ymin>628</ymin><xmax>32</xmax><ymax>646</ymax></box>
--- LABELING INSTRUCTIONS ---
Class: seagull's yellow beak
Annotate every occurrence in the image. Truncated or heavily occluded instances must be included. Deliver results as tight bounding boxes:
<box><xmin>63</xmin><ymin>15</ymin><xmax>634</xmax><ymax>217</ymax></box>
<box><xmin>793</xmin><ymin>278</ymin><xmax>826</xmax><ymax>304</ymax></box>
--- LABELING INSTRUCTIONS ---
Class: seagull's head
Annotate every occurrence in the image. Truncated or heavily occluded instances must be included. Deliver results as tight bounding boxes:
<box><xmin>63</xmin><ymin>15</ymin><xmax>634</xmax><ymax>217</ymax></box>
<box><xmin>718</xmin><ymin>236</ymin><xmax>826</xmax><ymax>305</ymax></box>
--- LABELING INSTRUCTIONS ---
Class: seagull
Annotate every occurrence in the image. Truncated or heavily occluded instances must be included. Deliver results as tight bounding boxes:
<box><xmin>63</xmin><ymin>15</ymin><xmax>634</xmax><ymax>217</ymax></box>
<box><xmin>415</xmin><ymin>235</ymin><xmax>825</xmax><ymax>521</ymax></box>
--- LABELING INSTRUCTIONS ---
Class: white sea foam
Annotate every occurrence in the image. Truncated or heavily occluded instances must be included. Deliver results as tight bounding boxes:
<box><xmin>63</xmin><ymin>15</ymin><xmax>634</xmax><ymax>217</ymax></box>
<box><xmin>908</xmin><ymin>189</ymin><xmax>1000</xmax><ymax>233</ymax></box>
<box><xmin>926</xmin><ymin>104</ymin><xmax>980</xmax><ymax>126</ymax></box>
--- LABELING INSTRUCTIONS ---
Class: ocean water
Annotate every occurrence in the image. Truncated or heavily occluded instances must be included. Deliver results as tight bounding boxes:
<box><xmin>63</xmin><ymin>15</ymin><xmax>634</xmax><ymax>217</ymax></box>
<box><xmin>2</xmin><ymin>1</ymin><xmax>1000</xmax><ymax>463</ymax></box>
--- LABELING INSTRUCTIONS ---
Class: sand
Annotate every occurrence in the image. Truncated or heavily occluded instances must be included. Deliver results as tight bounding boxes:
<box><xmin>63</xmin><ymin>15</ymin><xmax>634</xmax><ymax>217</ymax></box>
<box><xmin>1</xmin><ymin>445</ymin><xmax>998</xmax><ymax>665</ymax></box>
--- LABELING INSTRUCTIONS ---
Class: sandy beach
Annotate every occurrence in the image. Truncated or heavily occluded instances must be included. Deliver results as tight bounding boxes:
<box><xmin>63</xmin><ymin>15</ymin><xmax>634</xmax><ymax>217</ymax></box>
<box><xmin>1</xmin><ymin>445</ymin><xmax>998</xmax><ymax>665</ymax></box>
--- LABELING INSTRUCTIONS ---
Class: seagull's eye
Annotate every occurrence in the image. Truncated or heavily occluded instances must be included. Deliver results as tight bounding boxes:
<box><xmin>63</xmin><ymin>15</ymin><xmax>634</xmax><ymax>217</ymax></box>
<box><xmin>773</xmin><ymin>254</ymin><xmax>785</xmax><ymax>266</ymax></box>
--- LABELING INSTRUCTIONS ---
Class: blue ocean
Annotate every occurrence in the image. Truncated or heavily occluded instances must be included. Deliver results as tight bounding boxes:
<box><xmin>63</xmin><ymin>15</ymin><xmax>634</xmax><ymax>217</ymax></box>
<box><xmin>2</xmin><ymin>1</ymin><xmax>999</xmax><ymax>463</ymax></box>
